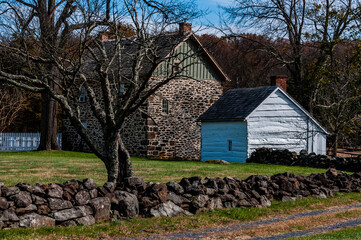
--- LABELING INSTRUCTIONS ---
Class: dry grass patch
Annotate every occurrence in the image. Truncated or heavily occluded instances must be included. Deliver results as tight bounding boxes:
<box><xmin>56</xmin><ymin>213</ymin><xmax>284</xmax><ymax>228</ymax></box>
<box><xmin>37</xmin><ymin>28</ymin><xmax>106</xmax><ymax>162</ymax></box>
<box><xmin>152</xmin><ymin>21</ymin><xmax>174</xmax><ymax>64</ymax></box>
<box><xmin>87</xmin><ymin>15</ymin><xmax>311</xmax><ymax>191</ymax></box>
<box><xmin>30</xmin><ymin>168</ymin><xmax>68</xmax><ymax>171</ymax></box>
<box><xmin>201</xmin><ymin>207</ymin><xmax>361</xmax><ymax>239</ymax></box>
<box><xmin>71</xmin><ymin>162</ymin><xmax>103</xmax><ymax>167</ymax></box>
<box><xmin>180</xmin><ymin>168</ymin><xmax>202</xmax><ymax>172</ymax></box>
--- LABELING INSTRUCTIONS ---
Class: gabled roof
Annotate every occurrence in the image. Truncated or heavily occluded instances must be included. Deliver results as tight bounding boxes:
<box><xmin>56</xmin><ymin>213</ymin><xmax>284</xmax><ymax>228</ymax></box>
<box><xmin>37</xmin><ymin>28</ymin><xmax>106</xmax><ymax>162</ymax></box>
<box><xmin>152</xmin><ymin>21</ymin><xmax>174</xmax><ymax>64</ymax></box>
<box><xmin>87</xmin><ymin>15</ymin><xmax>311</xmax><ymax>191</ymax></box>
<box><xmin>87</xmin><ymin>32</ymin><xmax>229</xmax><ymax>81</ymax></box>
<box><xmin>198</xmin><ymin>86</ymin><xmax>328</xmax><ymax>134</ymax></box>
<box><xmin>198</xmin><ymin>86</ymin><xmax>277</xmax><ymax>121</ymax></box>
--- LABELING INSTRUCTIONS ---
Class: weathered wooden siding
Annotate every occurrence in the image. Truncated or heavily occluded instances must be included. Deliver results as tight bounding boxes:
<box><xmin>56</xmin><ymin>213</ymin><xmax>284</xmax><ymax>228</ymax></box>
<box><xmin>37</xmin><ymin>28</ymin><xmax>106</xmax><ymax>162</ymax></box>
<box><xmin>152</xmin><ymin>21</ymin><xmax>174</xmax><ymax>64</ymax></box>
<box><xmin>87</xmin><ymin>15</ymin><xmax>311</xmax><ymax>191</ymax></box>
<box><xmin>201</xmin><ymin>122</ymin><xmax>247</xmax><ymax>162</ymax></box>
<box><xmin>307</xmin><ymin>123</ymin><xmax>327</xmax><ymax>155</ymax></box>
<box><xmin>153</xmin><ymin>39</ymin><xmax>221</xmax><ymax>80</ymax></box>
<box><xmin>247</xmin><ymin>89</ymin><xmax>326</xmax><ymax>155</ymax></box>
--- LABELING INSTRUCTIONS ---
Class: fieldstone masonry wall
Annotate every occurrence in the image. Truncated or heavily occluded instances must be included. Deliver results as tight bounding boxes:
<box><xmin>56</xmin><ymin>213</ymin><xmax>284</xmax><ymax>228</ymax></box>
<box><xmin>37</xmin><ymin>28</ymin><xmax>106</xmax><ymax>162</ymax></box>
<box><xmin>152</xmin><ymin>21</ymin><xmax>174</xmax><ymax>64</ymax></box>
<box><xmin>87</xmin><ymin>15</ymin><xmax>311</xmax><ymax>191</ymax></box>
<box><xmin>2</xmin><ymin>168</ymin><xmax>361</xmax><ymax>229</ymax></box>
<box><xmin>62</xmin><ymin>77</ymin><xmax>222</xmax><ymax>160</ymax></box>
<box><xmin>62</xmin><ymin>81</ymin><xmax>149</xmax><ymax>156</ymax></box>
<box><xmin>146</xmin><ymin>78</ymin><xmax>222</xmax><ymax>160</ymax></box>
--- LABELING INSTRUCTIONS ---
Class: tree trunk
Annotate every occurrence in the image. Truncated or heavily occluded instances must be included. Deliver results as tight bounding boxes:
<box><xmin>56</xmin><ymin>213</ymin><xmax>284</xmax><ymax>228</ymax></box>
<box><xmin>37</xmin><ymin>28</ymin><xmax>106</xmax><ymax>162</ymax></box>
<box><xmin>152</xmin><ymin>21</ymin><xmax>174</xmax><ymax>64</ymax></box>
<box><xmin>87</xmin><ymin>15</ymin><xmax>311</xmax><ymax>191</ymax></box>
<box><xmin>37</xmin><ymin>4</ymin><xmax>60</xmax><ymax>151</ymax></box>
<box><xmin>37</xmin><ymin>91</ymin><xmax>60</xmax><ymax>150</ymax></box>
<box><xmin>104</xmin><ymin>133</ymin><xmax>133</xmax><ymax>183</ymax></box>
<box><xmin>117</xmin><ymin>138</ymin><xmax>133</xmax><ymax>183</ymax></box>
<box><xmin>332</xmin><ymin>133</ymin><xmax>339</xmax><ymax>157</ymax></box>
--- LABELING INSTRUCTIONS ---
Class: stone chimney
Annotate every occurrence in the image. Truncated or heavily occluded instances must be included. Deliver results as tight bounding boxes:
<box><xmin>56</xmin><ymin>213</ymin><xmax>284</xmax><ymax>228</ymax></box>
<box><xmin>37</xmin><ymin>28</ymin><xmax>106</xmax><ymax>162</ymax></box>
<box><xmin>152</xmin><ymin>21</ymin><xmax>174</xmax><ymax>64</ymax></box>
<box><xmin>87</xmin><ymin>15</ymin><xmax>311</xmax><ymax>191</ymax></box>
<box><xmin>270</xmin><ymin>75</ymin><xmax>287</xmax><ymax>92</ymax></box>
<box><xmin>101</xmin><ymin>34</ymin><xmax>109</xmax><ymax>41</ymax></box>
<box><xmin>179</xmin><ymin>22</ymin><xmax>192</xmax><ymax>35</ymax></box>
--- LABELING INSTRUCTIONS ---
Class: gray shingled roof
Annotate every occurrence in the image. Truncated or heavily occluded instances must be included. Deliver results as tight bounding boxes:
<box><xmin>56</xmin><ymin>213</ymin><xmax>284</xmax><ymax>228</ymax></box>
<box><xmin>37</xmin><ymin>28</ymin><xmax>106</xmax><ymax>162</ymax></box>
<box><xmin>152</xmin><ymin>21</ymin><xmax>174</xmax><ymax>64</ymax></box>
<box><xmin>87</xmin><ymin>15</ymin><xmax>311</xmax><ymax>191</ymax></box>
<box><xmin>84</xmin><ymin>33</ymin><xmax>188</xmax><ymax>78</ymax></box>
<box><xmin>198</xmin><ymin>86</ymin><xmax>278</xmax><ymax>121</ymax></box>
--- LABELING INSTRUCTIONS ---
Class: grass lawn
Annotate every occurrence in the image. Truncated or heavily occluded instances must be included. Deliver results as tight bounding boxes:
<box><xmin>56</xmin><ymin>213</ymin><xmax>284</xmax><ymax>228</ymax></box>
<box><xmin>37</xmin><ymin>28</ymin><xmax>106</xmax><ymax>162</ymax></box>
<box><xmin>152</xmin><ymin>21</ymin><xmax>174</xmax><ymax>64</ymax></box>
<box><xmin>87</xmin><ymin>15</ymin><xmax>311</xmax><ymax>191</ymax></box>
<box><xmin>0</xmin><ymin>151</ymin><xmax>358</xmax><ymax>239</ymax></box>
<box><xmin>0</xmin><ymin>150</ymin><xmax>328</xmax><ymax>186</ymax></box>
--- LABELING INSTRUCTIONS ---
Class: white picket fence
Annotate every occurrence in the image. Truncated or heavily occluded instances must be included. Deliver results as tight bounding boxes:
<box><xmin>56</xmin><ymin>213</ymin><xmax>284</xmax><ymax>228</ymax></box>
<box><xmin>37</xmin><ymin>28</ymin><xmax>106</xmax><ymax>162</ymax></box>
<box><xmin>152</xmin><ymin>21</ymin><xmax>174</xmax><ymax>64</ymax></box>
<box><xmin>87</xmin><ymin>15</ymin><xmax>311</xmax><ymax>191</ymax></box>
<box><xmin>0</xmin><ymin>133</ymin><xmax>62</xmax><ymax>152</ymax></box>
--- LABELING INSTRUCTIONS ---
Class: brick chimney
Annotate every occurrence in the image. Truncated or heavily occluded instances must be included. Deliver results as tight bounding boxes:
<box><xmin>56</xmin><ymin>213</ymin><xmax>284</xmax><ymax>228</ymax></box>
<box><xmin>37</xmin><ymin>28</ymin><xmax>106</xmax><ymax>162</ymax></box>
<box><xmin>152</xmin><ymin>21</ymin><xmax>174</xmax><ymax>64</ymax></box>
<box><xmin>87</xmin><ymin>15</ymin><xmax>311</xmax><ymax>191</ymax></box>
<box><xmin>179</xmin><ymin>22</ymin><xmax>192</xmax><ymax>35</ymax></box>
<box><xmin>270</xmin><ymin>75</ymin><xmax>287</xmax><ymax>92</ymax></box>
<box><xmin>101</xmin><ymin>34</ymin><xmax>109</xmax><ymax>41</ymax></box>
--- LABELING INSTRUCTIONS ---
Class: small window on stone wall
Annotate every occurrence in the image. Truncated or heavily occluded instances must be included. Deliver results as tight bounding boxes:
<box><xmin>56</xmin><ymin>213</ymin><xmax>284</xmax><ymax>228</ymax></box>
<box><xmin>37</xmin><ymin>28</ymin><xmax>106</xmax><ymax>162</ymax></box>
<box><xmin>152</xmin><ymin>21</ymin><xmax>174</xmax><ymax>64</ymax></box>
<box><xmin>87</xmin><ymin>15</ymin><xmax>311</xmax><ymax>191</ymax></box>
<box><xmin>228</xmin><ymin>140</ymin><xmax>232</xmax><ymax>151</ymax></box>
<box><xmin>119</xmin><ymin>83</ymin><xmax>125</xmax><ymax>95</ymax></box>
<box><xmin>79</xmin><ymin>86</ymin><xmax>87</xmax><ymax>103</ymax></box>
<box><xmin>162</xmin><ymin>99</ymin><xmax>168</xmax><ymax>114</ymax></box>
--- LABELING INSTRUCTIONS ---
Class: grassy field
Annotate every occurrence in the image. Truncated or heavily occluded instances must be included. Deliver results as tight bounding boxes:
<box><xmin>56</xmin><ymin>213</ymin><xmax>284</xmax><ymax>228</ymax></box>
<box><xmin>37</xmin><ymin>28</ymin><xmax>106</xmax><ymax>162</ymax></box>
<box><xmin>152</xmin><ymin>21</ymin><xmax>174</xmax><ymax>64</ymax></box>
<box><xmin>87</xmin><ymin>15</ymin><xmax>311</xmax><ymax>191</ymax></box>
<box><xmin>0</xmin><ymin>150</ymin><xmax>328</xmax><ymax>186</ymax></box>
<box><xmin>0</xmin><ymin>151</ymin><xmax>358</xmax><ymax>239</ymax></box>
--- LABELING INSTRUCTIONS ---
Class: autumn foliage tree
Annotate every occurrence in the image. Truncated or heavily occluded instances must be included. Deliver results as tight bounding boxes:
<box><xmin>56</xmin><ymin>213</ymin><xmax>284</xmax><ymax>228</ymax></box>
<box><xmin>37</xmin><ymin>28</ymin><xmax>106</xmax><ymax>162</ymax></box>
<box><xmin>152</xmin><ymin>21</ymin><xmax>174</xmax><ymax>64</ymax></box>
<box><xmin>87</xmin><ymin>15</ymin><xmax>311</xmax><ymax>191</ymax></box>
<box><xmin>198</xmin><ymin>34</ymin><xmax>287</xmax><ymax>90</ymax></box>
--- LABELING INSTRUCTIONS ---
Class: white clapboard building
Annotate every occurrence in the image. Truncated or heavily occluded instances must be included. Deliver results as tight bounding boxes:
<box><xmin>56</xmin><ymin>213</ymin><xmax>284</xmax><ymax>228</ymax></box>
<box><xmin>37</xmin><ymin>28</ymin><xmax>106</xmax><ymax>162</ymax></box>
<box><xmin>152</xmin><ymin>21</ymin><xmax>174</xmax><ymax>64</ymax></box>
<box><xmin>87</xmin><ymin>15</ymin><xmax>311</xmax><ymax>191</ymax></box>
<box><xmin>198</xmin><ymin>76</ymin><xmax>328</xmax><ymax>162</ymax></box>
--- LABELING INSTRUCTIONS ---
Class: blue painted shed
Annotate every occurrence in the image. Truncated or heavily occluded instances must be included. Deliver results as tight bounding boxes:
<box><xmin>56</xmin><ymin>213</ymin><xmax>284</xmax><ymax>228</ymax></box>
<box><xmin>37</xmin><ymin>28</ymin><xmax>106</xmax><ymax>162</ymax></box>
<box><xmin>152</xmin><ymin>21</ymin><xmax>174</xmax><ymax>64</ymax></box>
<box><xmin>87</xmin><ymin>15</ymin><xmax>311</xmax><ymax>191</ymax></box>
<box><xmin>198</xmin><ymin>84</ymin><xmax>328</xmax><ymax>163</ymax></box>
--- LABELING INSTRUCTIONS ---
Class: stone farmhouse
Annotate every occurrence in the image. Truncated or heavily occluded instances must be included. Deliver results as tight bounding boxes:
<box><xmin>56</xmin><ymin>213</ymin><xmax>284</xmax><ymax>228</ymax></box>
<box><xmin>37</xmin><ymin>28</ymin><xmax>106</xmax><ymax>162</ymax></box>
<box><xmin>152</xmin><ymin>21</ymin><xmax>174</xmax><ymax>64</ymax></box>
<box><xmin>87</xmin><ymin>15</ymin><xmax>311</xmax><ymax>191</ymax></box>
<box><xmin>62</xmin><ymin>23</ymin><xmax>229</xmax><ymax>160</ymax></box>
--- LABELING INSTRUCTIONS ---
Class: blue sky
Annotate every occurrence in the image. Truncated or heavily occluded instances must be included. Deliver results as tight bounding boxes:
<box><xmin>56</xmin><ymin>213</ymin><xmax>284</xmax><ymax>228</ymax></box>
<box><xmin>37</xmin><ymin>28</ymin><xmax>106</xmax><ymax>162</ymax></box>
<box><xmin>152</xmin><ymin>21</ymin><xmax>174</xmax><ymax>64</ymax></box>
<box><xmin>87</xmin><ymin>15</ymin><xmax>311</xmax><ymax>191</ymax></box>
<box><xmin>196</xmin><ymin>0</ymin><xmax>233</xmax><ymax>26</ymax></box>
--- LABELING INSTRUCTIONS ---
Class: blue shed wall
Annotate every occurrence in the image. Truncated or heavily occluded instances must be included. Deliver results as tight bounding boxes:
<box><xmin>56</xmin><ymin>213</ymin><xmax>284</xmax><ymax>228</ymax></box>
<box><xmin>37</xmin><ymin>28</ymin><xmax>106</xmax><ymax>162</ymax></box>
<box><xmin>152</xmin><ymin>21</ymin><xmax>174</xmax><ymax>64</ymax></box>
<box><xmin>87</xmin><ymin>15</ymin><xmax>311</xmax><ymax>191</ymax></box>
<box><xmin>201</xmin><ymin>121</ymin><xmax>247</xmax><ymax>162</ymax></box>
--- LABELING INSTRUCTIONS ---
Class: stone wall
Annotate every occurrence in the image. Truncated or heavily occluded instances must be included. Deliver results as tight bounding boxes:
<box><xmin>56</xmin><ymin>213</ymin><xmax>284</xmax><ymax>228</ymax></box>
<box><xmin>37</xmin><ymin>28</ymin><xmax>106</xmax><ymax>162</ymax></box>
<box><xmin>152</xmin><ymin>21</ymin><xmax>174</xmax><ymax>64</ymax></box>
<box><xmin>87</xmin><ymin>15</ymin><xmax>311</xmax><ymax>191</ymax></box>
<box><xmin>121</xmin><ymin>109</ymin><xmax>149</xmax><ymax>156</ymax></box>
<box><xmin>2</xmin><ymin>168</ymin><xmax>361</xmax><ymax>229</ymax></box>
<box><xmin>62</xmin><ymin>77</ymin><xmax>222</xmax><ymax>160</ymax></box>
<box><xmin>61</xmin><ymin>79</ymin><xmax>149</xmax><ymax>157</ymax></box>
<box><xmin>146</xmin><ymin>78</ymin><xmax>222</xmax><ymax>160</ymax></box>
<box><xmin>247</xmin><ymin>147</ymin><xmax>361</xmax><ymax>172</ymax></box>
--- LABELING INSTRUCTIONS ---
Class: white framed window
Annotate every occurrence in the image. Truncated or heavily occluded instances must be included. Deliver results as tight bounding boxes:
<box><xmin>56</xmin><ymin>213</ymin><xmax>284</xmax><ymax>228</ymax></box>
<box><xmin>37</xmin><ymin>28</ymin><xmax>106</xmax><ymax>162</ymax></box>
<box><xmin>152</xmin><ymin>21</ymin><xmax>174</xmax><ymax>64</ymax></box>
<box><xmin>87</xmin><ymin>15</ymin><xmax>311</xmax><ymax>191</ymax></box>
<box><xmin>162</xmin><ymin>99</ymin><xmax>168</xmax><ymax>114</ymax></box>
<box><xmin>79</xmin><ymin>86</ymin><xmax>87</xmax><ymax>103</ymax></box>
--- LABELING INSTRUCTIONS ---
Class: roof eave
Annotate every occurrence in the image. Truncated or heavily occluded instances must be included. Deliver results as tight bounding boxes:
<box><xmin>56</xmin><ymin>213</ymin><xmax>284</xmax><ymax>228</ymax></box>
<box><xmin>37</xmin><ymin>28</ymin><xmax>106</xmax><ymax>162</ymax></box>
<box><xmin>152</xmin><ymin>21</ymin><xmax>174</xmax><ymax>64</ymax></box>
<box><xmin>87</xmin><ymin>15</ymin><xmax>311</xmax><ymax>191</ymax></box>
<box><xmin>197</xmin><ymin>118</ymin><xmax>246</xmax><ymax>122</ymax></box>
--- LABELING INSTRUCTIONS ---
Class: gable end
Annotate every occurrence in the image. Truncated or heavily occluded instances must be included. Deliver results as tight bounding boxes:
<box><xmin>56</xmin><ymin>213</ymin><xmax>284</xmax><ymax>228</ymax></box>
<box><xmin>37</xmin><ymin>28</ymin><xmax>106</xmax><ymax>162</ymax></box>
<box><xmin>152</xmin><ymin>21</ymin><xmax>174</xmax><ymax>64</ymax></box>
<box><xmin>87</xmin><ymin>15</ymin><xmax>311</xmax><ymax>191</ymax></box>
<box><xmin>246</xmin><ymin>87</ymin><xmax>328</xmax><ymax>135</ymax></box>
<box><xmin>153</xmin><ymin>34</ymin><xmax>228</xmax><ymax>82</ymax></box>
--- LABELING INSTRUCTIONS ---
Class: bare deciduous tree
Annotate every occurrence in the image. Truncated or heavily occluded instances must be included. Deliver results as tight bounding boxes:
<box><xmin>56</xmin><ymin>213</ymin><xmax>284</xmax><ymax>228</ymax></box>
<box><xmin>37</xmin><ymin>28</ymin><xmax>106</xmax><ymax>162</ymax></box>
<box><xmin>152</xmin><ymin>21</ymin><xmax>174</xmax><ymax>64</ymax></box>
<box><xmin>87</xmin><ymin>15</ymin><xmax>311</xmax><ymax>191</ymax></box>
<box><xmin>0</xmin><ymin>0</ymin><xmax>201</xmax><ymax>183</ymax></box>
<box><xmin>222</xmin><ymin>0</ymin><xmax>359</xmax><ymax>110</ymax></box>
<box><xmin>311</xmin><ymin>43</ymin><xmax>361</xmax><ymax>156</ymax></box>
<box><xmin>223</xmin><ymin>0</ymin><xmax>308</xmax><ymax>100</ymax></box>
<box><xmin>0</xmin><ymin>86</ymin><xmax>29</xmax><ymax>133</ymax></box>
<box><xmin>222</xmin><ymin>0</ymin><xmax>361</xmax><ymax>153</ymax></box>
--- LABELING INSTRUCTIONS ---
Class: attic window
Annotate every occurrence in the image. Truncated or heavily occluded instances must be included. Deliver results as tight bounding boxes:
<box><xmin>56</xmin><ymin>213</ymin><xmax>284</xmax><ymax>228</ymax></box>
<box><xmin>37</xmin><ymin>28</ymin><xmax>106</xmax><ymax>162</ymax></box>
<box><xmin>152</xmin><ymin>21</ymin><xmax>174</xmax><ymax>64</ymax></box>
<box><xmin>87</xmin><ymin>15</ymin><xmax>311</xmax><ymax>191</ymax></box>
<box><xmin>79</xmin><ymin>86</ymin><xmax>87</xmax><ymax>103</ymax></box>
<box><xmin>228</xmin><ymin>140</ymin><xmax>233</xmax><ymax>151</ymax></box>
<box><xmin>162</xmin><ymin>99</ymin><xmax>169</xmax><ymax>114</ymax></box>
<box><xmin>172</xmin><ymin>60</ymin><xmax>181</xmax><ymax>74</ymax></box>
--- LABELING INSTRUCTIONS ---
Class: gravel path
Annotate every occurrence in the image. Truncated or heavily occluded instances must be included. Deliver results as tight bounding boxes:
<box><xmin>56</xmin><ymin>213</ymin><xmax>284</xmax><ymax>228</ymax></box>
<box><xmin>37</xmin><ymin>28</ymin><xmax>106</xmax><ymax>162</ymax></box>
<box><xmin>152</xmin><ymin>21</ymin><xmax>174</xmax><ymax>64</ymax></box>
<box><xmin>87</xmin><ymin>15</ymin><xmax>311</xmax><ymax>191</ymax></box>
<box><xmin>248</xmin><ymin>218</ymin><xmax>361</xmax><ymax>240</ymax></box>
<box><xmin>121</xmin><ymin>203</ymin><xmax>361</xmax><ymax>240</ymax></box>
